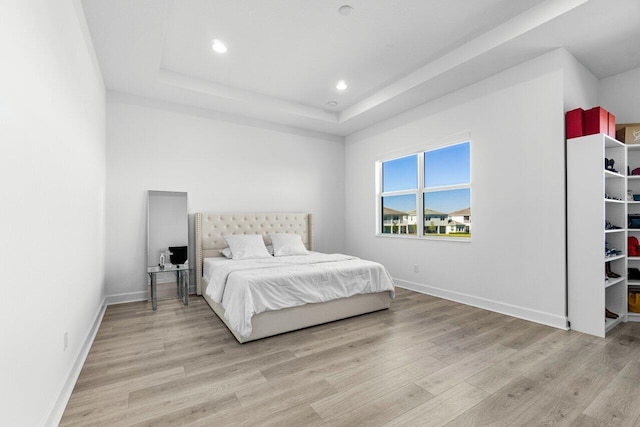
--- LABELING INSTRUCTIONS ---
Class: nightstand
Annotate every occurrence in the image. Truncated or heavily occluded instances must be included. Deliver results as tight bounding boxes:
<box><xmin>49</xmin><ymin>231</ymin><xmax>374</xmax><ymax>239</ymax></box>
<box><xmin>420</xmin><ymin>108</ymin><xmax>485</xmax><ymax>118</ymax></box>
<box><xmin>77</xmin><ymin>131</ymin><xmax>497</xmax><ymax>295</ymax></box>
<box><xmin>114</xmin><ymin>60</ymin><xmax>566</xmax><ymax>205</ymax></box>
<box><xmin>146</xmin><ymin>264</ymin><xmax>191</xmax><ymax>310</ymax></box>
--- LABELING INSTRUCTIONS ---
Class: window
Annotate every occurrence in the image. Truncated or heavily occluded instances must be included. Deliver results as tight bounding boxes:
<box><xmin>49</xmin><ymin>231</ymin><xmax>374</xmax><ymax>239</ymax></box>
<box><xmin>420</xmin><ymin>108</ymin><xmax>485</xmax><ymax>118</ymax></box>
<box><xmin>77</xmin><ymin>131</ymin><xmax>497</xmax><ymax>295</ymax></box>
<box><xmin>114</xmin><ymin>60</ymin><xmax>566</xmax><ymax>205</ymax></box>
<box><xmin>377</xmin><ymin>141</ymin><xmax>471</xmax><ymax>239</ymax></box>
<box><xmin>380</xmin><ymin>155</ymin><xmax>418</xmax><ymax>236</ymax></box>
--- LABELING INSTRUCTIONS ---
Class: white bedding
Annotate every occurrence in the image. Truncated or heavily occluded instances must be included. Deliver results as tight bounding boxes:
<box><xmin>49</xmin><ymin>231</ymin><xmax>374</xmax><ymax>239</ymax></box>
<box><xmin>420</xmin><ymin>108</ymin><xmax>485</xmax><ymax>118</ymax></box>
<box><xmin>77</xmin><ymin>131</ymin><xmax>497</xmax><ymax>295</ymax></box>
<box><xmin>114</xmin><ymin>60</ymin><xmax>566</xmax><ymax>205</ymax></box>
<box><xmin>203</xmin><ymin>252</ymin><xmax>395</xmax><ymax>338</ymax></box>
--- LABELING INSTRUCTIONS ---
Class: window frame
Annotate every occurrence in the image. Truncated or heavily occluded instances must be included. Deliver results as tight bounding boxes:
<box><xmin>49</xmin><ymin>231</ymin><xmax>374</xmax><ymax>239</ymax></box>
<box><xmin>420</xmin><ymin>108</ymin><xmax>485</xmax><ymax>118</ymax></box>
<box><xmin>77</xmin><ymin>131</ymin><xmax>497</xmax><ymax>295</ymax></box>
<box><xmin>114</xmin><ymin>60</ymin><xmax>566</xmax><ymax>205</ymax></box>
<box><xmin>376</xmin><ymin>139</ymin><xmax>471</xmax><ymax>241</ymax></box>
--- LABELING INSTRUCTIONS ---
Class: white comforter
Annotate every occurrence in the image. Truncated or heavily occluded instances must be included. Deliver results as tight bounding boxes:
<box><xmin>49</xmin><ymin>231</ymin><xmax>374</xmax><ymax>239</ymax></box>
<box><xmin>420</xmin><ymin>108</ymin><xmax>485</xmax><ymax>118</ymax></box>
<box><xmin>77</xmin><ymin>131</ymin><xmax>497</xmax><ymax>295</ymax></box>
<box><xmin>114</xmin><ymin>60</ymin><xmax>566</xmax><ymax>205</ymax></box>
<box><xmin>204</xmin><ymin>252</ymin><xmax>395</xmax><ymax>338</ymax></box>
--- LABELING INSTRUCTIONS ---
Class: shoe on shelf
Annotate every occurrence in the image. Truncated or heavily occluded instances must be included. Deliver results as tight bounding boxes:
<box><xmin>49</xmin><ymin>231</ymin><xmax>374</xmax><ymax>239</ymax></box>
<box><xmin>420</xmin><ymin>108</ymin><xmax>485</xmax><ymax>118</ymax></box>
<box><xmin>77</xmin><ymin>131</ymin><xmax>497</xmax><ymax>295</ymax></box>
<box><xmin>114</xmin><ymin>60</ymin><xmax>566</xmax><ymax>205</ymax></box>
<box><xmin>605</xmin><ymin>221</ymin><xmax>622</xmax><ymax>230</ymax></box>
<box><xmin>605</xmin><ymin>262</ymin><xmax>621</xmax><ymax>278</ymax></box>
<box><xmin>605</xmin><ymin>308</ymin><xmax>619</xmax><ymax>319</ymax></box>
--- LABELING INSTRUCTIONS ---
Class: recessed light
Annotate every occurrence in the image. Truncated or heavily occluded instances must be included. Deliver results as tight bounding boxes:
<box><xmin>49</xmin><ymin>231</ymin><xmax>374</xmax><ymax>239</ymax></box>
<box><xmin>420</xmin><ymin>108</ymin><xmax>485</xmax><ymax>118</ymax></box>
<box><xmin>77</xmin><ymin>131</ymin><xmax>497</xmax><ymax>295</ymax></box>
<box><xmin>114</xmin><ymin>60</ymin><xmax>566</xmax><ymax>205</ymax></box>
<box><xmin>327</xmin><ymin>101</ymin><xmax>338</xmax><ymax>106</ymax></box>
<box><xmin>338</xmin><ymin>5</ymin><xmax>353</xmax><ymax>16</ymax></box>
<box><xmin>211</xmin><ymin>39</ymin><xmax>227</xmax><ymax>54</ymax></box>
<box><xmin>336</xmin><ymin>80</ymin><xmax>348</xmax><ymax>91</ymax></box>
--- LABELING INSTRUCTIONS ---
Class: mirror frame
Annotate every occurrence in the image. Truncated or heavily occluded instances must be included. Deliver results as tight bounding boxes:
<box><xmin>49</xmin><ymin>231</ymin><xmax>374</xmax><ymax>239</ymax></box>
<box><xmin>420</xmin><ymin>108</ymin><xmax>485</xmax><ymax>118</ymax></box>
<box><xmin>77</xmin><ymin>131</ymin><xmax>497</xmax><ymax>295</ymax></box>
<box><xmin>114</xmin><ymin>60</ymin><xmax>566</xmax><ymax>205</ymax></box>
<box><xmin>146</xmin><ymin>190</ymin><xmax>189</xmax><ymax>268</ymax></box>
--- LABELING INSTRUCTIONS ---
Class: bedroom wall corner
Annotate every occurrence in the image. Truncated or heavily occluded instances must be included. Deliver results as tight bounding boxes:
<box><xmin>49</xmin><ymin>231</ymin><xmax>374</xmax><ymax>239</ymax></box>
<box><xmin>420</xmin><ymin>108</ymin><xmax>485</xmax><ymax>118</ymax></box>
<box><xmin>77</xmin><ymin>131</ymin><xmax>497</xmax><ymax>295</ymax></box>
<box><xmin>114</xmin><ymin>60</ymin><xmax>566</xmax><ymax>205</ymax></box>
<box><xmin>559</xmin><ymin>47</ymin><xmax>599</xmax><ymax>111</ymax></box>
<box><xmin>0</xmin><ymin>1</ymin><xmax>106</xmax><ymax>426</ymax></box>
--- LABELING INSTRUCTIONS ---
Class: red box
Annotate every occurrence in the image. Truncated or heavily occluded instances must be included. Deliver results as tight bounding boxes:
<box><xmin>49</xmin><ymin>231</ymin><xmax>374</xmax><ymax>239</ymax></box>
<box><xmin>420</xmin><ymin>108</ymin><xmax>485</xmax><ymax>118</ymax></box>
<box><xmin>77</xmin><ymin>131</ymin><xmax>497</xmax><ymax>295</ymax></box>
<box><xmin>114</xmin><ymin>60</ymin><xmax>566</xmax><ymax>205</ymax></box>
<box><xmin>608</xmin><ymin>113</ymin><xmax>616</xmax><ymax>138</ymax></box>
<box><xmin>584</xmin><ymin>107</ymin><xmax>609</xmax><ymax>135</ymax></box>
<box><xmin>566</xmin><ymin>108</ymin><xmax>584</xmax><ymax>139</ymax></box>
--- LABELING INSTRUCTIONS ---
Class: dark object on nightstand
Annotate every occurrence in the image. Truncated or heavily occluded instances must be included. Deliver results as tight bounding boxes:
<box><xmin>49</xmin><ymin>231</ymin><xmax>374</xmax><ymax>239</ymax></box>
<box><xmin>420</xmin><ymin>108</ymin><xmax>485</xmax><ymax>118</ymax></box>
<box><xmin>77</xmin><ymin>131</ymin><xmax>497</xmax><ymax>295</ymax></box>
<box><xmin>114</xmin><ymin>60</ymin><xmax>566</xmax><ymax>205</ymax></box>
<box><xmin>169</xmin><ymin>246</ymin><xmax>188</xmax><ymax>265</ymax></box>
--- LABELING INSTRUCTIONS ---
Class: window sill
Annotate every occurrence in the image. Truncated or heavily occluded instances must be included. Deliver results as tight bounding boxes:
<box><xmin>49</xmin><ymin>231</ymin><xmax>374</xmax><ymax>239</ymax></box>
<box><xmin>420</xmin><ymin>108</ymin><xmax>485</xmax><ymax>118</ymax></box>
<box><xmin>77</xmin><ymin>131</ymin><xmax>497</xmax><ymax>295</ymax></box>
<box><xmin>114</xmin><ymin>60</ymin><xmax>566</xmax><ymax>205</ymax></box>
<box><xmin>376</xmin><ymin>233</ymin><xmax>471</xmax><ymax>243</ymax></box>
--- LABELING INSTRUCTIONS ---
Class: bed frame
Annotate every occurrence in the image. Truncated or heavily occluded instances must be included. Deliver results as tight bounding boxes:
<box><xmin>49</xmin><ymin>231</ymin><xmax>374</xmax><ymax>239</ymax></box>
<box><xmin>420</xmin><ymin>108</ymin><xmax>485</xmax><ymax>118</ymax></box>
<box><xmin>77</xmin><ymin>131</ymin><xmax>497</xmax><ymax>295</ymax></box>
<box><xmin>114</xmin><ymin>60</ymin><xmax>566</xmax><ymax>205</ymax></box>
<box><xmin>195</xmin><ymin>212</ymin><xmax>392</xmax><ymax>343</ymax></box>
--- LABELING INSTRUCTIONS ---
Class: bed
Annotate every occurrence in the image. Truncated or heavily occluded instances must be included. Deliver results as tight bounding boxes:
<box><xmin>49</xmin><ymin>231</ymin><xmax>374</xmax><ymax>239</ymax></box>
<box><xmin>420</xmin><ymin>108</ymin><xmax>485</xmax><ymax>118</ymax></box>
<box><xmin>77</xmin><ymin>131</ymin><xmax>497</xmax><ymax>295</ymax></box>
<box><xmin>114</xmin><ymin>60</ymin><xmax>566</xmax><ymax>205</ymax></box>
<box><xmin>195</xmin><ymin>212</ymin><xmax>394</xmax><ymax>343</ymax></box>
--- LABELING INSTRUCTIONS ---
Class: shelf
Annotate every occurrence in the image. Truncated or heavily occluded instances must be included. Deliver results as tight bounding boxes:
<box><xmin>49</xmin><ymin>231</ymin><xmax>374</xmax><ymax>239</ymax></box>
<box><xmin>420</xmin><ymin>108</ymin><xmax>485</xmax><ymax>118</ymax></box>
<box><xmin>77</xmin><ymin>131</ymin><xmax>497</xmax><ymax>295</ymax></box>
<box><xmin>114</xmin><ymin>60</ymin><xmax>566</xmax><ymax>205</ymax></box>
<box><xmin>605</xmin><ymin>170</ymin><xmax>625</xmax><ymax>179</ymax></box>
<box><xmin>627</xmin><ymin>201</ymin><xmax>640</xmax><ymax>204</ymax></box>
<box><xmin>626</xmin><ymin>144</ymin><xmax>640</xmax><ymax>151</ymax></box>
<box><xmin>568</xmin><ymin>134</ymin><xmax>627</xmax><ymax>337</ymax></box>
<box><xmin>605</xmin><ymin>316</ymin><xmax>624</xmax><ymax>332</ymax></box>
<box><xmin>628</xmin><ymin>257</ymin><xmax>640</xmax><ymax>261</ymax></box>
<box><xmin>628</xmin><ymin>280</ymin><xmax>640</xmax><ymax>287</ymax></box>
<box><xmin>628</xmin><ymin>176</ymin><xmax>640</xmax><ymax>180</ymax></box>
<box><xmin>605</xmin><ymin>277</ymin><xmax>626</xmax><ymax>288</ymax></box>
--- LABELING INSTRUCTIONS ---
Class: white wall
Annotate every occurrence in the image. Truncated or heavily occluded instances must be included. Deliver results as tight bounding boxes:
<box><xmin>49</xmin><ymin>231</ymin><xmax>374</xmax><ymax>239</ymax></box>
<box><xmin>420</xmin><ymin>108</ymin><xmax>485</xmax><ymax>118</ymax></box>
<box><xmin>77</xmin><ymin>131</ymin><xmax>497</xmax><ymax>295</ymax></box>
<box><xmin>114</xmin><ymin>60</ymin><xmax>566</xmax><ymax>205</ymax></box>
<box><xmin>0</xmin><ymin>1</ymin><xmax>105</xmax><ymax>426</ymax></box>
<box><xmin>562</xmin><ymin>50</ymin><xmax>599</xmax><ymax>111</ymax></box>
<box><xmin>105</xmin><ymin>95</ymin><xmax>345</xmax><ymax>300</ymax></box>
<box><xmin>599</xmin><ymin>67</ymin><xmax>640</xmax><ymax>123</ymax></box>
<box><xmin>344</xmin><ymin>49</ymin><xmax>594</xmax><ymax>328</ymax></box>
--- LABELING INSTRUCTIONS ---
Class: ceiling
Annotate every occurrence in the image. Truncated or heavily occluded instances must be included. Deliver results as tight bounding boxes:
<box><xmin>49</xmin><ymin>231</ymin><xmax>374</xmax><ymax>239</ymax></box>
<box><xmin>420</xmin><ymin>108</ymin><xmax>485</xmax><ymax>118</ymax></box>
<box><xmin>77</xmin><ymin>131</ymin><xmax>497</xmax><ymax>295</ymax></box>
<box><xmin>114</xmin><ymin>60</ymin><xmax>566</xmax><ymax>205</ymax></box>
<box><xmin>81</xmin><ymin>0</ymin><xmax>640</xmax><ymax>137</ymax></box>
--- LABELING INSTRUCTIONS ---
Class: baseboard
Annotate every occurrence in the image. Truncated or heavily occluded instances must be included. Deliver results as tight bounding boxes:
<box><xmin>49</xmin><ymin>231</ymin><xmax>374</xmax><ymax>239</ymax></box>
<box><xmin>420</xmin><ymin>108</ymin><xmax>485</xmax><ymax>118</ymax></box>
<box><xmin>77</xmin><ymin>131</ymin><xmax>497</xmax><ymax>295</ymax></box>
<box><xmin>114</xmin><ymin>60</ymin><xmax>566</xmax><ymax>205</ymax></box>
<box><xmin>105</xmin><ymin>289</ymin><xmax>197</xmax><ymax>305</ymax></box>
<box><xmin>105</xmin><ymin>291</ymin><xmax>148</xmax><ymax>305</ymax></box>
<box><xmin>627</xmin><ymin>312</ymin><xmax>640</xmax><ymax>322</ymax></box>
<box><xmin>394</xmin><ymin>278</ymin><xmax>568</xmax><ymax>330</ymax></box>
<box><xmin>45</xmin><ymin>297</ymin><xmax>107</xmax><ymax>427</ymax></box>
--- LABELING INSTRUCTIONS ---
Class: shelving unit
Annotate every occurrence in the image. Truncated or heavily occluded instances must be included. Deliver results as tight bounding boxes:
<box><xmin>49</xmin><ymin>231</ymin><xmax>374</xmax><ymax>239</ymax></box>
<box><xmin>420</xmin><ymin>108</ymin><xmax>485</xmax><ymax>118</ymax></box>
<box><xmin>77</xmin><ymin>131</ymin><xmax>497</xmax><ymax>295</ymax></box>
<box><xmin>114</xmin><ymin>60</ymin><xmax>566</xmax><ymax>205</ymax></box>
<box><xmin>567</xmin><ymin>133</ymin><xmax>627</xmax><ymax>337</ymax></box>
<box><xmin>626</xmin><ymin>145</ymin><xmax>640</xmax><ymax>322</ymax></box>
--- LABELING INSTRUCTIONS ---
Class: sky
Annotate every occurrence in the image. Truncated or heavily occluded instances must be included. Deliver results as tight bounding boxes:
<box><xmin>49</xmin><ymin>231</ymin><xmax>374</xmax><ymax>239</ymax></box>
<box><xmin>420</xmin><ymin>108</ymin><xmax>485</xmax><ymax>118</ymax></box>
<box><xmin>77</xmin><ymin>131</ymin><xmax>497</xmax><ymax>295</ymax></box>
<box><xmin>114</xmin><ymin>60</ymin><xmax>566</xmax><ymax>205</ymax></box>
<box><xmin>382</xmin><ymin>142</ymin><xmax>470</xmax><ymax>213</ymax></box>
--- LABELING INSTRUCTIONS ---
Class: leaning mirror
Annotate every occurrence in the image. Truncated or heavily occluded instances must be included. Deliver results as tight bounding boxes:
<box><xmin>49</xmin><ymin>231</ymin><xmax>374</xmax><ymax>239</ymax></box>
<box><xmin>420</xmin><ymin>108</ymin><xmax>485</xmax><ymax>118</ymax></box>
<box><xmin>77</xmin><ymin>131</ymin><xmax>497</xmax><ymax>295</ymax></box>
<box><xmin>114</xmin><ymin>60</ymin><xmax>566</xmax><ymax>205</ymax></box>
<box><xmin>146</xmin><ymin>191</ymin><xmax>189</xmax><ymax>310</ymax></box>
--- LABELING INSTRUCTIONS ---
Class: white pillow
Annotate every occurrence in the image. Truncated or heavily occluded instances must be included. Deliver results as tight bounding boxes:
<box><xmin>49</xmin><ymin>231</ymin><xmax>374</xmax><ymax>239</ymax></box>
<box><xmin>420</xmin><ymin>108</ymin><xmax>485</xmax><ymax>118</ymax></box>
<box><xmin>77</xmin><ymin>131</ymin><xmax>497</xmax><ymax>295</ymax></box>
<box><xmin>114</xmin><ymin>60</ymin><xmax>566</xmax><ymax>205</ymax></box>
<box><xmin>224</xmin><ymin>235</ymin><xmax>271</xmax><ymax>260</ymax></box>
<box><xmin>270</xmin><ymin>233</ymin><xmax>309</xmax><ymax>256</ymax></box>
<box><xmin>220</xmin><ymin>245</ymin><xmax>273</xmax><ymax>259</ymax></box>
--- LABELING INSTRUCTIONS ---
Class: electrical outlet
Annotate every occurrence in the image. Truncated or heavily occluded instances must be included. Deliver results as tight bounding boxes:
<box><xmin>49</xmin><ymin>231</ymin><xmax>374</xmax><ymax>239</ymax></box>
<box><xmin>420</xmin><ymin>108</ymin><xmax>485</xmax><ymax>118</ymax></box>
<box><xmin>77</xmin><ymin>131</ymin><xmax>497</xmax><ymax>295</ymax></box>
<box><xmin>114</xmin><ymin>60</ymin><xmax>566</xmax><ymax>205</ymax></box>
<box><xmin>64</xmin><ymin>332</ymin><xmax>68</xmax><ymax>351</ymax></box>
<box><xmin>413</xmin><ymin>264</ymin><xmax>419</xmax><ymax>273</ymax></box>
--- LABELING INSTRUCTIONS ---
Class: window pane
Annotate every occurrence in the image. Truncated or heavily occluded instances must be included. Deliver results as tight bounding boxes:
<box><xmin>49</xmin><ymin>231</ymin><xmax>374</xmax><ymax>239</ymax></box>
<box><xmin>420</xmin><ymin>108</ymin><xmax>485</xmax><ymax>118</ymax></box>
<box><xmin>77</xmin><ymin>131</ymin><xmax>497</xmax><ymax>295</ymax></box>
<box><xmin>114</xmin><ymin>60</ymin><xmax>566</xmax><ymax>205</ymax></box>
<box><xmin>383</xmin><ymin>155</ymin><xmax>417</xmax><ymax>192</ymax></box>
<box><xmin>424</xmin><ymin>142</ymin><xmax>470</xmax><ymax>188</ymax></box>
<box><xmin>423</xmin><ymin>188</ymin><xmax>471</xmax><ymax>237</ymax></box>
<box><xmin>381</xmin><ymin>194</ymin><xmax>417</xmax><ymax>235</ymax></box>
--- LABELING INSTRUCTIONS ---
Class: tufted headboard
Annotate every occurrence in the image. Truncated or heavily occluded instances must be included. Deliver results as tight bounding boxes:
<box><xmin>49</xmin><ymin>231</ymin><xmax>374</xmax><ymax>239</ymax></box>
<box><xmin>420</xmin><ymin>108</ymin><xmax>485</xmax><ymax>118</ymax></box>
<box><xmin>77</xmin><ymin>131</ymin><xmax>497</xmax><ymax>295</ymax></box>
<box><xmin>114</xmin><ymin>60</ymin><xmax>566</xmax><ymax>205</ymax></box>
<box><xmin>194</xmin><ymin>212</ymin><xmax>314</xmax><ymax>295</ymax></box>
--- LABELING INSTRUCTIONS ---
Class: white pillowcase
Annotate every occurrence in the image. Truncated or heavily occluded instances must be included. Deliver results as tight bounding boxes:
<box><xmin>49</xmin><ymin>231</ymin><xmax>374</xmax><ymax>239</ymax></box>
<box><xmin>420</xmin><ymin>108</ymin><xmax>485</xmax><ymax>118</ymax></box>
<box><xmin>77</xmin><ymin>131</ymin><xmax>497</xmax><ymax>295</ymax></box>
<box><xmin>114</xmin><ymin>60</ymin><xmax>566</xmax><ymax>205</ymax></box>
<box><xmin>220</xmin><ymin>247</ymin><xmax>233</xmax><ymax>259</ymax></box>
<box><xmin>221</xmin><ymin>245</ymin><xmax>273</xmax><ymax>259</ymax></box>
<box><xmin>270</xmin><ymin>233</ymin><xmax>309</xmax><ymax>256</ymax></box>
<box><xmin>224</xmin><ymin>235</ymin><xmax>271</xmax><ymax>260</ymax></box>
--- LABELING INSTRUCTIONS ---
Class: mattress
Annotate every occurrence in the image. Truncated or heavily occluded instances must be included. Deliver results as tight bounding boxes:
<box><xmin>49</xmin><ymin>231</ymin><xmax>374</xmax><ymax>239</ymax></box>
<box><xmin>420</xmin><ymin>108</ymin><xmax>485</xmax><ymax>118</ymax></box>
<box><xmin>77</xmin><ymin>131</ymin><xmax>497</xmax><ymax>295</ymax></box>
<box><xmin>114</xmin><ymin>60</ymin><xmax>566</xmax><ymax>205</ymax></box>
<box><xmin>203</xmin><ymin>252</ymin><xmax>395</xmax><ymax>338</ymax></box>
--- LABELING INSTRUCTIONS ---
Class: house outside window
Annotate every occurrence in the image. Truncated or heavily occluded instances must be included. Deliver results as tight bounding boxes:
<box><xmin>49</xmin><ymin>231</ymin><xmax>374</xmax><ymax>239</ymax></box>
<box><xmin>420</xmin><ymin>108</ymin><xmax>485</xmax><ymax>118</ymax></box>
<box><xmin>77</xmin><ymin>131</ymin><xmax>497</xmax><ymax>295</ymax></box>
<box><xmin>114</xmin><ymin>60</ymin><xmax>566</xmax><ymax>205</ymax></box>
<box><xmin>377</xmin><ymin>141</ymin><xmax>471</xmax><ymax>240</ymax></box>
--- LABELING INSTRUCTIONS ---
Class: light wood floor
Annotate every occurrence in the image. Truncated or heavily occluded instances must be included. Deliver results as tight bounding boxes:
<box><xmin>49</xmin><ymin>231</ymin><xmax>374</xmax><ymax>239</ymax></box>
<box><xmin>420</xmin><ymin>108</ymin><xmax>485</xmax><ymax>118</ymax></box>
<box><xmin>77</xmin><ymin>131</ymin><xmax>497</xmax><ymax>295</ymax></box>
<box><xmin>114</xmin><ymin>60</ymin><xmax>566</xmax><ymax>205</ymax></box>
<box><xmin>61</xmin><ymin>288</ymin><xmax>640</xmax><ymax>426</ymax></box>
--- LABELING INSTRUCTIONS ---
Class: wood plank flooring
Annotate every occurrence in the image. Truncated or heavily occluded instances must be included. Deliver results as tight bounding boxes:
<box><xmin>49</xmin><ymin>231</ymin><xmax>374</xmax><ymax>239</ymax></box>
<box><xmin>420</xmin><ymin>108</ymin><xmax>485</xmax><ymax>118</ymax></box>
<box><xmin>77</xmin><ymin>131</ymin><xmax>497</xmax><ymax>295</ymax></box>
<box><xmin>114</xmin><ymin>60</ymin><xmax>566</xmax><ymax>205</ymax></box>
<box><xmin>60</xmin><ymin>288</ymin><xmax>640</xmax><ymax>426</ymax></box>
